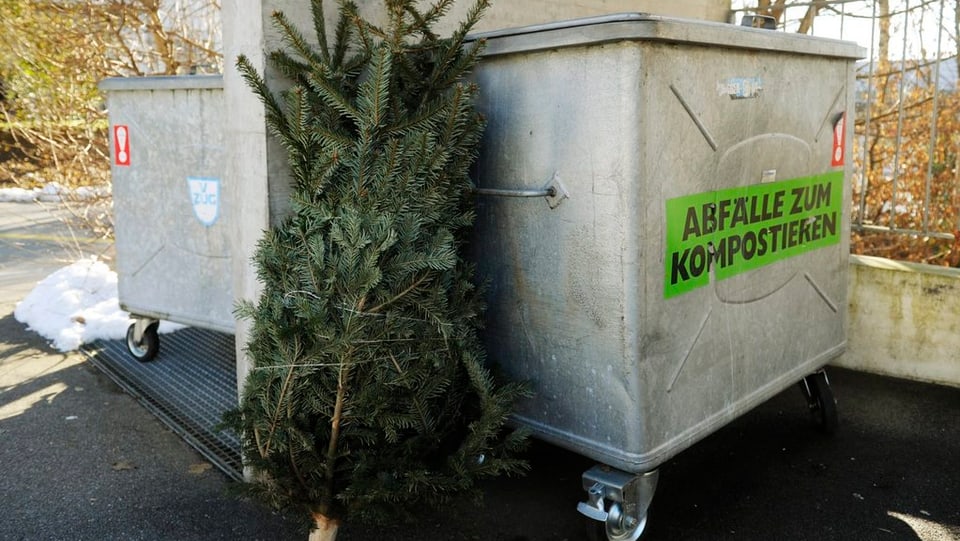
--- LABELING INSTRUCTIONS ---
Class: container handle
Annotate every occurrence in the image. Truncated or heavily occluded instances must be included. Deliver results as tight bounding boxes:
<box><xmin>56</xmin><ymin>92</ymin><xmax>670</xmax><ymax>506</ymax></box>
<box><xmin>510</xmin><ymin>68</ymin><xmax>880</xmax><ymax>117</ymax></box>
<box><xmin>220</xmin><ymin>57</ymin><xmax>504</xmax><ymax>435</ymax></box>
<box><xmin>473</xmin><ymin>171</ymin><xmax>568</xmax><ymax>209</ymax></box>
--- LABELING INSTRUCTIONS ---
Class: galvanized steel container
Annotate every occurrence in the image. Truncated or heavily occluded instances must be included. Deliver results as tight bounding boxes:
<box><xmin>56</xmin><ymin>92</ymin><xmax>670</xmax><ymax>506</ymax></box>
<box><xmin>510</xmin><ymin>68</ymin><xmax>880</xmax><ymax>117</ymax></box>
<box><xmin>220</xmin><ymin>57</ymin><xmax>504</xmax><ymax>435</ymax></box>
<box><xmin>468</xmin><ymin>14</ymin><xmax>863</xmax><ymax>474</ymax></box>
<box><xmin>100</xmin><ymin>76</ymin><xmax>233</xmax><ymax>334</ymax></box>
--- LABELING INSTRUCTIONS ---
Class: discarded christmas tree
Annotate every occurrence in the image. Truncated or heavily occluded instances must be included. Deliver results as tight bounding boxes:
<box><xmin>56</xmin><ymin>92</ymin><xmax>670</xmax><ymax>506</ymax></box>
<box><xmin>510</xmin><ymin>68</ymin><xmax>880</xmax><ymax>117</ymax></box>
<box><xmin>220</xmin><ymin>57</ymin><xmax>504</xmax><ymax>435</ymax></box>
<box><xmin>226</xmin><ymin>1</ymin><xmax>528</xmax><ymax>539</ymax></box>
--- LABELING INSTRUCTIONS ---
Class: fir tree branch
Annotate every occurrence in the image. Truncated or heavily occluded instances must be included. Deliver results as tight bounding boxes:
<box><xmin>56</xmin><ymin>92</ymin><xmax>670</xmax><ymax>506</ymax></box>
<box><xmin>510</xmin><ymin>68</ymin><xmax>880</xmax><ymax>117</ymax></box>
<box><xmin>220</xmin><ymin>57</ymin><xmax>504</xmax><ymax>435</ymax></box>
<box><xmin>332</xmin><ymin>1</ymin><xmax>358</xmax><ymax>69</ymax></box>
<box><xmin>256</xmin><ymin>334</ymin><xmax>308</xmax><ymax>461</ymax></box>
<box><xmin>268</xmin><ymin>50</ymin><xmax>311</xmax><ymax>84</ymax></box>
<box><xmin>310</xmin><ymin>0</ymin><xmax>331</xmax><ymax>65</ymax></box>
<box><xmin>306</xmin><ymin>69</ymin><xmax>361</xmax><ymax>124</ymax></box>
<box><xmin>341</xmin><ymin>1</ymin><xmax>378</xmax><ymax>52</ymax></box>
<box><xmin>404</xmin><ymin>0</ymin><xmax>455</xmax><ymax>41</ymax></box>
<box><xmin>323</xmin><ymin>346</ymin><xmax>351</xmax><ymax>516</ymax></box>
<box><xmin>290</xmin><ymin>441</ymin><xmax>311</xmax><ymax>496</ymax></box>
<box><xmin>367</xmin><ymin>272</ymin><xmax>430</xmax><ymax>314</ymax></box>
<box><xmin>389</xmin><ymin>352</ymin><xmax>436</xmax><ymax>435</ymax></box>
<box><xmin>271</xmin><ymin>10</ymin><xmax>326</xmax><ymax>75</ymax></box>
<box><xmin>252</xmin><ymin>349</ymin><xmax>448</xmax><ymax>370</ymax></box>
<box><xmin>236</xmin><ymin>54</ymin><xmax>290</xmax><ymax>143</ymax></box>
<box><xmin>296</xmin><ymin>225</ymin><xmax>325</xmax><ymax>300</ymax></box>
<box><xmin>253</xmin><ymin>422</ymin><xmax>266</xmax><ymax>458</ymax></box>
<box><xmin>359</xmin><ymin>46</ymin><xmax>392</xmax><ymax>132</ymax></box>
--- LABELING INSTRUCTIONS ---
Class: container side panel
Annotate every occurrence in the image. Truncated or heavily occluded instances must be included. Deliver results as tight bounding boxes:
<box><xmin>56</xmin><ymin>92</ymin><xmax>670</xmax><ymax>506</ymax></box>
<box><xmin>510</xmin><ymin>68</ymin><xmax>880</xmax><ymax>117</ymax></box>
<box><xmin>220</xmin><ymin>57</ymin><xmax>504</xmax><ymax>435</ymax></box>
<box><xmin>470</xmin><ymin>43</ymin><xmax>646</xmax><ymax>459</ymax></box>
<box><xmin>636</xmin><ymin>44</ymin><xmax>851</xmax><ymax>469</ymax></box>
<box><xmin>108</xmin><ymin>86</ymin><xmax>233</xmax><ymax>331</ymax></box>
<box><xmin>471</xmin><ymin>24</ymin><xmax>854</xmax><ymax>473</ymax></box>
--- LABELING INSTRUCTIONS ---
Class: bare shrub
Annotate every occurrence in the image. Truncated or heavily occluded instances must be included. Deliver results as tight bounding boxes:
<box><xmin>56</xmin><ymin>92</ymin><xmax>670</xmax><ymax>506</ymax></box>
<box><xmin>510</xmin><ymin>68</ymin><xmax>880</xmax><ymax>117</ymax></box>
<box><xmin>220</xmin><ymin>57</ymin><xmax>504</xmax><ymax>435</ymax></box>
<box><xmin>0</xmin><ymin>0</ymin><xmax>222</xmax><ymax>238</ymax></box>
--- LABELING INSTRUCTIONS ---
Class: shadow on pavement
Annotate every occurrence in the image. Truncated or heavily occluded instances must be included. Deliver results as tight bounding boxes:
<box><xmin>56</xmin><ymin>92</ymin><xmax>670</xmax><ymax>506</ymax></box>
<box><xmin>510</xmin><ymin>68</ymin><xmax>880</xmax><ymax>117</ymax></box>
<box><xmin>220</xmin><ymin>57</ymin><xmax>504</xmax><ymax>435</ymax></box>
<box><xmin>335</xmin><ymin>368</ymin><xmax>959</xmax><ymax>541</ymax></box>
<box><xmin>0</xmin><ymin>311</ymin><xmax>303</xmax><ymax>541</ymax></box>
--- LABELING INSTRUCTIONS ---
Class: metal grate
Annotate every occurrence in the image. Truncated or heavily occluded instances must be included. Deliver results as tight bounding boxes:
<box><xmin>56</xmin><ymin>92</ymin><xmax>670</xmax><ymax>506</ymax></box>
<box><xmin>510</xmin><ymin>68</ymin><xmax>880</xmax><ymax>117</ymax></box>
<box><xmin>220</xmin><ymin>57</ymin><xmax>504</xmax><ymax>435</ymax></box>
<box><xmin>82</xmin><ymin>327</ymin><xmax>243</xmax><ymax>480</ymax></box>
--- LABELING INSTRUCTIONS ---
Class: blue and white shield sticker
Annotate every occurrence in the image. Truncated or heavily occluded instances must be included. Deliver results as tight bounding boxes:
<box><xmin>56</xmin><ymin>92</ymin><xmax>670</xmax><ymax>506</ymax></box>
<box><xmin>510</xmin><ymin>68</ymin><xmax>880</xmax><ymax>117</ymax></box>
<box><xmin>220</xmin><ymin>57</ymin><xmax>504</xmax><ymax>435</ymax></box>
<box><xmin>187</xmin><ymin>177</ymin><xmax>220</xmax><ymax>226</ymax></box>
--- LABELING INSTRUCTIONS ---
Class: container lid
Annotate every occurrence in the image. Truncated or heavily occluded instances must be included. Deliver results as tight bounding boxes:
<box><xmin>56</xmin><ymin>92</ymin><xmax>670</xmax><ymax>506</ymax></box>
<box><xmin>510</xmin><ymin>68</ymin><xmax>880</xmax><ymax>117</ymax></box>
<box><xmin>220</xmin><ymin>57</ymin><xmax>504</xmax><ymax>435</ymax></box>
<box><xmin>468</xmin><ymin>13</ymin><xmax>866</xmax><ymax>60</ymax></box>
<box><xmin>99</xmin><ymin>75</ymin><xmax>223</xmax><ymax>92</ymax></box>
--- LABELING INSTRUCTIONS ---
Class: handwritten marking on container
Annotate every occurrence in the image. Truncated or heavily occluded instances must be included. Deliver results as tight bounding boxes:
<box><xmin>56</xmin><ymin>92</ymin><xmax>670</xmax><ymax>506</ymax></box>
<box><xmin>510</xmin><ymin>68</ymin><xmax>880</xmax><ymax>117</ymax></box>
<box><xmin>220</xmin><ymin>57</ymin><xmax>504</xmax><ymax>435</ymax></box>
<box><xmin>717</xmin><ymin>77</ymin><xmax>763</xmax><ymax>100</ymax></box>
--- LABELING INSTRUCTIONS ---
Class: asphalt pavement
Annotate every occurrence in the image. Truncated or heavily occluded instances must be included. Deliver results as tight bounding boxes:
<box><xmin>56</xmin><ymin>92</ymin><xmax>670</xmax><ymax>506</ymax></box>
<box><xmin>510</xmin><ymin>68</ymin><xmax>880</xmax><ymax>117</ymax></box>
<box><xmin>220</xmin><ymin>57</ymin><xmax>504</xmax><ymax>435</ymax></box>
<box><xmin>0</xmin><ymin>201</ymin><xmax>301</xmax><ymax>540</ymax></box>
<box><xmin>1</xmin><ymin>200</ymin><xmax>958</xmax><ymax>541</ymax></box>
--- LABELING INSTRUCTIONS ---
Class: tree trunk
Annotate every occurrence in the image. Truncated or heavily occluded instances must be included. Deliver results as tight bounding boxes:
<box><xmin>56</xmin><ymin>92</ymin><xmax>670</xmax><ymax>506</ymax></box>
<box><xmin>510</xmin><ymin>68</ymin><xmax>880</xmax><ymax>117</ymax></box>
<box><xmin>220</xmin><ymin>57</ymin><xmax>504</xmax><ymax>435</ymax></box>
<box><xmin>308</xmin><ymin>513</ymin><xmax>339</xmax><ymax>541</ymax></box>
<box><xmin>878</xmin><ymin>0</ymin><xmax>891</xmax><ymax>70</ymax></box>
<box><xmin>955</xmin><ymin>0</ymin><xmax>960</xmax><ymax>91</ymax></box>
<box><xmin>796</xmin><ymin>1</ymin><xmax>826</xmax><ymax>35</ymax></box>
<box><xmin>758</xmin><ymin>0</ymin><xmax>787</xmax><ymax>23</ymax></box>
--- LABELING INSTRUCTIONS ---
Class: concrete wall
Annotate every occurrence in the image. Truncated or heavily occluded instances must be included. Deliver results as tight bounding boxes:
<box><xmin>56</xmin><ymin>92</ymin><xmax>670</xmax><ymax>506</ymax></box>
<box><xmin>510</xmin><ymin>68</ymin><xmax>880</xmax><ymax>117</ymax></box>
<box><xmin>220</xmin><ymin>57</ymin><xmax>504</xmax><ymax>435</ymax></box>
<box><xmin>392</xmin><ymin>0</ymin><xmax>732</xmax><ymax>31</ymax></box>
<box><xmin>835</xmin><ymin>255</ymin><xmax>960</xmax><ymax>388</ymax></box>
<box><xmin>272</xmin><ymin>1</ymin><xmax>732</xmax><ymax>37</ymax></box>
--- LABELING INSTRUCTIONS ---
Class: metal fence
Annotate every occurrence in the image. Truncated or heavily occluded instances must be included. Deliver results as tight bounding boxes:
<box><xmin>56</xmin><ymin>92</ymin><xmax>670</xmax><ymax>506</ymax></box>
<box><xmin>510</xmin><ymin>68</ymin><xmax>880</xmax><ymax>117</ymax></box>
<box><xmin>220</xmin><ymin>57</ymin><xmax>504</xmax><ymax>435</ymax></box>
<box><xmin>732</xmin><ymin>0</ymin><xmax>960</xmax><ymax>264</ymax></box>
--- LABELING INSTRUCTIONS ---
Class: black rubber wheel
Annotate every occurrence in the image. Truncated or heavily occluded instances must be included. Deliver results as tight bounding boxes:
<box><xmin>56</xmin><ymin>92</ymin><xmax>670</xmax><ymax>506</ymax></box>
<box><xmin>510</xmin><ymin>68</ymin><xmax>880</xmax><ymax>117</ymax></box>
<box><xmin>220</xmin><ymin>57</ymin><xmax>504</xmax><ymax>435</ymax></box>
<box><xmin>807</xmin><ymin>371</ymin><xmax>838</xmax><ymax>434</ymax></box>
<box><xmin>126</xmin><ymin>322</ymin><xmax>160</xmax><ymax>362</ymax></box>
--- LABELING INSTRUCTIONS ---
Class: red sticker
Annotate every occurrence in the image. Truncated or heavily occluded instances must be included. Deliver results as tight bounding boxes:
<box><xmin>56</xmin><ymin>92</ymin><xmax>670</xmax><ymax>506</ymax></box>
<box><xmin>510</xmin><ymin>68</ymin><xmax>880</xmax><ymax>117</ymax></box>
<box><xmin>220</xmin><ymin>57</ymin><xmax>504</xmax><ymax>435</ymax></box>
<box><xmin>114</xmin><ymin>125</ymin><xmax>130</xmax><ymax>166</ymax></box>
<box><xmin>831</xmin><ymin>113</ymin><xmax>845</xmax><ymax>167</ymax></box>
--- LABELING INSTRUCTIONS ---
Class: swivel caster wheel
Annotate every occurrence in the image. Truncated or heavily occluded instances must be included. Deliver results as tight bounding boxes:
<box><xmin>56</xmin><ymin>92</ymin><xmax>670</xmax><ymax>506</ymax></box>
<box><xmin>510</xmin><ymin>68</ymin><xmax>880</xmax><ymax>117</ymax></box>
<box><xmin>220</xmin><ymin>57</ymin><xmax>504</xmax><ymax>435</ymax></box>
<box><xmin>126</xmin><ymin>320</ymin><xmax>160</xmax><ymax>362</ymax></box>
<box><xmin>579</xmin><ymin>467</ymin><xmax>658</xmax><ymax>541</ymax></box>
<box><xmin>801</xmin><ymin>370</ymin><xmax>838</xmax><ymax>434</ymax></box>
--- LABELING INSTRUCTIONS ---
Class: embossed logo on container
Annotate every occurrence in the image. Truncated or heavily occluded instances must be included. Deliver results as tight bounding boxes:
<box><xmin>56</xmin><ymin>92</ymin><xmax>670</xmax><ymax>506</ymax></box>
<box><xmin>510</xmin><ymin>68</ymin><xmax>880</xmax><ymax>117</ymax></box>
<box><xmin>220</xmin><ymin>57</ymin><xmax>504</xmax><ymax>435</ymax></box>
<box><xmin>187</xmin><ymin>177</ymin><xmax>220</xmax><ymax>227</ymax></box>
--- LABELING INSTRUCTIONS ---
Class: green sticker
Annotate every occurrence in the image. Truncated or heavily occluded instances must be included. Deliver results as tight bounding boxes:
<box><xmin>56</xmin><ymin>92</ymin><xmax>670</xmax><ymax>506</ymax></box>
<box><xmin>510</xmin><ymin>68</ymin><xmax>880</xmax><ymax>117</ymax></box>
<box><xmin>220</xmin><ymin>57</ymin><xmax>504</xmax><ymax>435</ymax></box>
<box><xmin>664</xmin><ymin>171</ymin><xmax>843</xmax><ymax>299</ymax></box>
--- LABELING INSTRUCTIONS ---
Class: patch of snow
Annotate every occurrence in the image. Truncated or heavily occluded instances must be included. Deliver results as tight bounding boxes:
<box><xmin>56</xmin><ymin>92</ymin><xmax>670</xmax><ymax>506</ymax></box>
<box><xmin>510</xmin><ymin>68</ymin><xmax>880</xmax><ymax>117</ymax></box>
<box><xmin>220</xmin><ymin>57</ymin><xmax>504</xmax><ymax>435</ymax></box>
<box><xmin>0</xmin><ymin>182</ymin><xmax>110</xmax><ymax>203</ymax></box>
<box><xmin>14</xmin><ymin>257</ymin><xmax>181</xmax><ymax>352</ymax></box>
<box><xmin>0</xmin><ymin>187</ymin><xmax>45</xmax><ymax>203</ymax></box>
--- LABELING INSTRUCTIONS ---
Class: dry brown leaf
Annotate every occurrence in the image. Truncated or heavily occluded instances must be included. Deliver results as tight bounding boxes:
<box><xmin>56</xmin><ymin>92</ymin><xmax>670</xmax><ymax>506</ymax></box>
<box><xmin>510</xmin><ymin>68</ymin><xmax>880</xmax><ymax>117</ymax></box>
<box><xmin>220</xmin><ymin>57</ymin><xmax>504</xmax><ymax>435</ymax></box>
<box><xmin>111</xmin><ymin>460</ymin><xmax>136</xmax><ymax>471</ymax></box>
<box><xmin>188</xmin><ymin>462</ymin><xmax>213</xmax><ymax>475</ymax></box>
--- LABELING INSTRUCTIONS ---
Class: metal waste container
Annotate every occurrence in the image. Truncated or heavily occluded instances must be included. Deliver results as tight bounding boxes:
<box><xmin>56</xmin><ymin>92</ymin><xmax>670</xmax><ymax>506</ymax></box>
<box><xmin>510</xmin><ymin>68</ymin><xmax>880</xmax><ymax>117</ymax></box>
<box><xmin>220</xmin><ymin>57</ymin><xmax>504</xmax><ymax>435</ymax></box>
<box><xmin>468</xmin><ymin>14</ymin><xmax>863</xmax><ymax>539</ymax></box>
<box><xmin>100</xmin><ymin>76</ymin><xmax>231</xmax><ymax>362</ymax></box>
